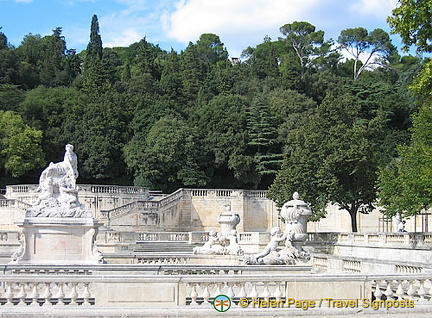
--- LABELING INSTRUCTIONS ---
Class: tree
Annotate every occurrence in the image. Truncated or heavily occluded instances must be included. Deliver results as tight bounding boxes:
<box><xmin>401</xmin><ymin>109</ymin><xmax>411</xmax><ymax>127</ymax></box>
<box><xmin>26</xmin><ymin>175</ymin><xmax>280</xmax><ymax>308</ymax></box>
<box><xmin>0</xmin><ymin>84</ymin><xmax>25</xmax><ymax>112</ymax></box>
<box><xmin>268</xmin><ymin>92</ymin><xmax>385</xmax><ymax>232</ymax></box>
<box><xmin>125</xmin><ymin>115</ymin><xmax>209</xmax><ymax>192</ymax></box>
<box><xmin>86</xmin><ymin>15</ymin><xmax>103</xmax><ymax>62</ymax></box>
<box><xmin>81</xmin><ymin>15</ymin><xmax>117</xmax><ymax>93</ymax></box>
<box><xmin>378</xmin><ymin>105</ymin><xmax>432</xmax><ymax>217</ymax></box>
<box><xmin>279</xmin><ymin>21</ymin><xmax>325</xmax><ymax>77</ymax></box>
<box><xmin>242</xmin><ymin>37</ymin><xmax>281</xmax><ymax>79</ymax></box>
<box><xmin>388</xmin><ymin>0</ymin><xmax>432</xmax><ymax>53</ymax></box>
<box><xmin>39</xmin><ymin>27</ymin><xmax>68</xmax><ymax>86</ymax></box>
<box><xmin>62</xmin><ymin>91</ymin><xmax>129</xmax><ymax>181</ymax></box>
<box><xmin>378</xmin><ymin>0</ymin><xmax>432</xmax><ymax>218</ymax></box>
<box><xmin>338</xmin><ymin>27</ymin><xmax>395</xmax><ymax>80</ymax></box>
<box><xmin>0</xmin><ymin>111</ymin><xmax>45</xmax><ymax>177</ymax></box>
<box><xmin>246</xmin><ymin>96</ymin><xmax>282</xmax><ymax>188</ymax></box>
<box><xmin>180</xmin><ymin>43</ymin><xmax>207</xmax><ymax>102</ymax></box>
<box><xmin>192</xmin><ymin>94</ymin><xmax>257</xmax><ymax>187</ymax></box>
<box><xmin>195</xmin><ymin>33</ymin><xmax>228</xmax><ymax>65</ymax></box>
<box><xmin>19</xmin><ymin>86</ymin><xmax>85</xmax><ymax>163</ymax></box>
<box><xmin>15</xmin><ymin>33</ymin><xmax>45</xmax><ymax>89</ymax></box>
<box><xmin>0</xmin><ymin>31</ymin><xmax>19</xmax><ymax>85</ymax></box>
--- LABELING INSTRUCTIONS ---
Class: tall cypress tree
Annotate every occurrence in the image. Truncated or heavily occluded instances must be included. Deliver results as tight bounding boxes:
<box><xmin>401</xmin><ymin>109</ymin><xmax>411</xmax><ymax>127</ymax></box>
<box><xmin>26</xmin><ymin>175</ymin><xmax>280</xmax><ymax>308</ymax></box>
<box><xmin>86</xmin><ymin>15</ymin><xmax>103</xmax><ymax>63</ymax></box>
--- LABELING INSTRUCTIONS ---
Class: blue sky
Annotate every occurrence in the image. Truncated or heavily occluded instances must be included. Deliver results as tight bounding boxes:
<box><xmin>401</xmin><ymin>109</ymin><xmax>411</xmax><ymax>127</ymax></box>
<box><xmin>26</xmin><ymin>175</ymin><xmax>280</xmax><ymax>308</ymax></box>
<box><xmin>0</xmin><ymin>0</ymin><xmax>402</xmax><ymax>57</ymax></box>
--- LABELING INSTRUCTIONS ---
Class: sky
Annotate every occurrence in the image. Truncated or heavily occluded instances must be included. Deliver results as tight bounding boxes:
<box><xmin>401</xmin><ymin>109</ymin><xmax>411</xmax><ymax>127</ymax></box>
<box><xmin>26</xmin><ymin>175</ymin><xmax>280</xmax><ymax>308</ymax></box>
<box><xmin>0</xmin><ymin>0</ymin><xmax>403</xmax><ymax>57</ymax></box>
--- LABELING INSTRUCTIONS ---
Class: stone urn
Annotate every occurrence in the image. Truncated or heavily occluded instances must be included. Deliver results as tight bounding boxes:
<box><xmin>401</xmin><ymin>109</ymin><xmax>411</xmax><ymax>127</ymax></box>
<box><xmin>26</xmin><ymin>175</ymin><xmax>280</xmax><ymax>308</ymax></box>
<box><xmin>217</xmin><ymin>204</ymin><xmax>240</xmax><ymax>237</ymax></box>
<box><xmin>280</xmin><ymin>192</ymin><xmax>312</xmax><ymax>242</ymax></box>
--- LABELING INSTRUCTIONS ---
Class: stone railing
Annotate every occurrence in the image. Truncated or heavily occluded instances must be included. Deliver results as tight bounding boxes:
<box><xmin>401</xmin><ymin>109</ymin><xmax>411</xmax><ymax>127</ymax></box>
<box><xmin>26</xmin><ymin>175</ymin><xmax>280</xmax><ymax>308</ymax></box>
<box><xmin>5</xmin><ymin>185</ymin><xmax>38</xmax><ymax>194</ymax></box>
<box><xmin>101</xmin><ymin>189</ymin><xmax>184</xmax><ymax>221</ymax></box>
<box><xmin>189</xmin><ymin>231</ymin><xmax>210</xmax><ymax>244</ymax></box>
<box><xmin>0</xmin><ymin>276</ymin><xmax>94</xmax><ymax>306</ymax></box>
<box><xmin>137</xmin><ymin>232</ymin><xmax>189</xmax><ymax>242</ymax></box>
<box><xmin>157</xmin><ymin>188</ymin><xmax>184</xmax><ymax>210</ymax></box>
<box><xmin>0</xmin><ymin>199</ymin><xmax>31</xmax><ymax>210</ymax></box>
<box><xmin>100</xmin><ymin>201</ymin><xmax>159</xmax><ymax>220</ymax></box>
<box><xmin>307</xmin><ymin>232</ymin><xmax>432</xmax><ymax>249</ymax></box>
<box><xmin>312</xmin><ymin>253</ymin><xmax>431</xmax><ymax>275</ymax></box>
<box><xmin>185</xmin><ymin>188</ymin><xmax>268</xmax><ymax>198</ymax></box>
<box><xmin>0</xmin><ymin>265</ymin><xmax>430</xmax><ymax>308</ymax></box>
<box><xmin>183</xmin><ymin>274</ymin><xmax>431</xmax><ymax>306</ymax></box>
<box><xmin>6</xmin><ymin>184</ymin><xmax>148</xmax><ymax>196</ymax></box>
<box><xmin>238</xmin><ymin>232</ymin><xmax>270</xmax><ymax>246</ymax></box>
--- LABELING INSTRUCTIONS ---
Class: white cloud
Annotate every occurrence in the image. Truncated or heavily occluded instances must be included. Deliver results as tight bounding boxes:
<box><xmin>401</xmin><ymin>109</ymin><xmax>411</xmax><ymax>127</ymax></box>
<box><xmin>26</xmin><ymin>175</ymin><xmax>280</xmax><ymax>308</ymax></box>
<box><xmin>164</xmin><ymin>0</ymin><xmax>319</xmax><ymax>54</ymax></box>
<box><xmin>13</xmin><ymin>0</ymin><xmax>33</xmax><ymax>3</ymax></box>
<box><xmin>96</xmin><ymin>0</ymin><xmax>174</xmax><ymax>49</ymax></box>
<box><xmin>349</xmin><ymin>0</ymin><xmax>398</xmax><ymax>19</ymax></box>
<box><xmin>102</xmin><ymin>28</ymin><xmax>142</xmax><ymax>48</ymax></box>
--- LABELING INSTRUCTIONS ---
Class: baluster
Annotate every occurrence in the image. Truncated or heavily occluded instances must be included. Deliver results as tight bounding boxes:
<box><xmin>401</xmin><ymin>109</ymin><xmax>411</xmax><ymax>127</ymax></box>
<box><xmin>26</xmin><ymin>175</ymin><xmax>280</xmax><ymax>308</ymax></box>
<box><xmin>384</xmin><ymin>280</ymin><xmax>394</xmax><ymax>300</ymax></box>
<box><xmin>30</xmin><ymin>283</ymin><xmax>40</xmax><ymax>307</ymax></box>
<box><xmin>215</xmin><ymin>283</ymin><xmax>222</xmax><ymax>296</ymax></box>
<box><xmin>262</xmin><ymin>282</ymin><xmax>270</xmax><ymax>301</ymax></box>
<box><xmin>274</xmin><ymin>282</ymin><xmax>283</xmax><ymax>302</ymax></box>
<box><xmin>406</xmin><ymin>280</ymin><xmax>416</xmax><ymax>300</ymax></box>
<box><xmin>418</xmin><ymin>280</ymin><xmax>427</xmax><ymax>301</ymax></box>
<box><xmin>17</xmin><ymin>283</ymin><xmax>27</xmax><ymax>306</ymax></box>
<box><xmin>42</xmin><ymin>283</ymin><xmax>53</xmax><ymax>306</ymax></box>
<box><xmin>396</xmin><ymin>280</ymin><xmax>405</xmax><ymax>300</ymax></box>
<box><xmin>5</xmin><ymin>282</ymin><xmax>14</xmax><ymax>306</ymax></box>
<box><xmin>373</xmin><ymin>280</ymin><xmax>383</xmax><ymax>300</ymax></box>
<box><xmin>250</xmin><ymin>282</ymin><xmax>258</xmax><ymax>299</ymax></box>
<box><xmin>226</xmin><ymin>283</ymin><xmax>235</xmax><ymax>300</ymax></box>
<box><xmin>202</xmin><ymin>284</ymin><xmax>211</xmax><ymax>305</ymax></box>
<box><xmin>81</xmin><ymin>283</ymin><xmax>91</xmax><ymax>306</ymax></box>
<box><xmin>238</xmin><ymin>283</ymin><xmax>247</xmax><ymax>300</ymax></box>
<box><xmin>56</xmin><ymin>283</ymin><xmax>65</xmax><ymax>305</ymax></box>
<box><xmin>69</xmin><ymin>283</ymin><xmax>79</xmax><ymax>305</ymax></box>
<box><xmin>189</xmin><ymin>283</ymin><xmax>198</xmax><ymax>306</ymax></box>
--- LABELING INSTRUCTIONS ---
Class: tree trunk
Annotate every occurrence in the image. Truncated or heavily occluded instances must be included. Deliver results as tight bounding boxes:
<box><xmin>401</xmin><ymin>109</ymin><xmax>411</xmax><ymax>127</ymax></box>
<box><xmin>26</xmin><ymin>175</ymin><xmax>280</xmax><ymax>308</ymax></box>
<box><xmin>349</xmin><ymin>208</ymin><xmax>358</xmax><ymax>232</ymax></box>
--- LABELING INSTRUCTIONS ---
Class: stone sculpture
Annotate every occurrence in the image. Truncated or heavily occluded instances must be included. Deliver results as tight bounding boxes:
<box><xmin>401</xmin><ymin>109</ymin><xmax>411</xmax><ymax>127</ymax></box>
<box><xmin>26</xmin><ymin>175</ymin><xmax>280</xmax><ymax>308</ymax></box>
<box><xmin>193</xmin><ymin>230</ymin><xmax>225</xmax><ymax>255</ymax></box>
<box><xmin>392</xmin><ymin>212</ymin><xmax>402</xmax><ymax>232</ymax></box>
<box><xmin>193</xmin><ymin>229</ymin><xmax>244</xmax><ymax>256</ymax></box>
<box><xmin>217</xmin><ymin>203</ymin><xmax>240</xmax><ymax>237</ymax></box>
<box><xmin>11</xmin><ymin>144</ymin><xmax>103</xmax><ymax>265</ymax></box>
<box><xmin>26</xmin><ymin>144</ymin><xmax>91</xmax><ymax>218</ymax></box>
<box><xmin>244</xmin><ymin>192</ymin><xmax>312</xmax><ymax>265</ymax></box>
<box><xmin>280</xmin><ymin>191</ymin><xmax>312</xmax><ymax>258</ymax></box>
<box><xmin>226</xmin><ymin>230</ymin><xmax>244</xmax><ymax>256</ymax></box>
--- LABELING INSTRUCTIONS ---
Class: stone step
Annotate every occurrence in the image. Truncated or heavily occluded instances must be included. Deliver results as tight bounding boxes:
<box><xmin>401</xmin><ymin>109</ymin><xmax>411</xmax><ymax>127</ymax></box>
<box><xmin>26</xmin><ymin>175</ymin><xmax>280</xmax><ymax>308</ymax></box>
<box><xmin>133</xmin><ymin>242</ymin><xmax>195</xmax><ymax>253</ymax></box>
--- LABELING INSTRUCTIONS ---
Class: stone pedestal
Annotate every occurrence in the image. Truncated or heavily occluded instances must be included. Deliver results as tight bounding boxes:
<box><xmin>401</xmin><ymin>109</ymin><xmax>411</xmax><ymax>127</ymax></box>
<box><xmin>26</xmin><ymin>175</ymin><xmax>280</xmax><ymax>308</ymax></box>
<box><xmin>12</xmin><ymin>217</ymin><xmax>102</xmax><ymax>265</ymax></box>
<box><xmin>217</xmin><ymin>212</ymin><xmax>240</xmax><ymax>237</ymax></box>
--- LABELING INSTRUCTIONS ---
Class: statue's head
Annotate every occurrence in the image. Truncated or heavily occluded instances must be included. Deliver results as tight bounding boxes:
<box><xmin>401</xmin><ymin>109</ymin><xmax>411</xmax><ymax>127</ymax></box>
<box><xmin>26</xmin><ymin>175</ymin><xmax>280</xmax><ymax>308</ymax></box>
<box><xmin>65</xmin><ymin>144</ymin><xmax>74</xmax><ymax>152</ymax></box>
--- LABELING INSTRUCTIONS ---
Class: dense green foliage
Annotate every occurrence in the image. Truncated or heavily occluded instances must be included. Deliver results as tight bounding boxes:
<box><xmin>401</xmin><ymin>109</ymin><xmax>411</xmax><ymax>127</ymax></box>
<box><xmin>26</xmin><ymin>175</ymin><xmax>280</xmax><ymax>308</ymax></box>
<box><xmin>0</xmin><ymin>15</ymin><xmax>427</xmax><ymax>231</ymax></box>
<box><xmin>377</xmin><ymin>0</ymin><xmax>432</xmax><ymax>219</ymax></box>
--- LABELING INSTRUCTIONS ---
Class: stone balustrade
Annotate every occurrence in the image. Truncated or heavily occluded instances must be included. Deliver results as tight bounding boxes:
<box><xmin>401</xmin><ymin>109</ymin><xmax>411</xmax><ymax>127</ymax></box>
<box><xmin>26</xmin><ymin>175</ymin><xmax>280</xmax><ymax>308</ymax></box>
<box><xmin>183</xmin><ymin>274</ymin><xmax>432</xmax><ymax>306</ymax></box>
<box><xmin>1</xmin><ymin>271</ymin><xmax>429</xmax><ymax>307</ymax></box>
<box><xmin>308</xmin><ymin>232</ymin><xmax>432</xmax><ymax>248</ymax></box>
<box><xmin>0</xmin><ymin>199</ymin><xmax>31</xmax><ymax>210</ymax></box>
<box><xmin>312</xmin><ymin>253</ymin><xmax>431</xmax><ymax>274</ymax></box>
<box><xmin>0</xmin><ymin>276</ymin><xmax>94</xmax><ymax>306</ymax></box>
<box><xmin>6</xmin><ymin>184</ymin><xmax>148</xmax><ymax>196</ymax></box>
<box><xmin>137</xmin><ymin>232</ymin><xmax>189</xmax><ymax>242</ymax></box>
<box><xmin>184</xmin><ymin>189</ymin><xmax>268</xmax><ymax>198</ymax></box>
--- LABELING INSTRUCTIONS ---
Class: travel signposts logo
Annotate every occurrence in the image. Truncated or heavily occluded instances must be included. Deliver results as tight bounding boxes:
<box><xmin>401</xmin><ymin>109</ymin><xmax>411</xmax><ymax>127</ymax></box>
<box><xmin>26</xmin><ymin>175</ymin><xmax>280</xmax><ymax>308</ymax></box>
<box><xmin>213</xmin><ymin>294</ymin><xmax>231</xmax><ymax>312</ymax></box>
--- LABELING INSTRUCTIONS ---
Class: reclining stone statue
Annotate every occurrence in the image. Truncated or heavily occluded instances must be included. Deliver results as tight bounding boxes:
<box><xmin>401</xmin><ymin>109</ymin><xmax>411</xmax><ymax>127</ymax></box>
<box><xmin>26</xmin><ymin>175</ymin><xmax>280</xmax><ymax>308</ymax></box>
<box><xmin>26</xmin><ymin>144</ymin><xmax>91</xmax><ymax>218</ymax></box>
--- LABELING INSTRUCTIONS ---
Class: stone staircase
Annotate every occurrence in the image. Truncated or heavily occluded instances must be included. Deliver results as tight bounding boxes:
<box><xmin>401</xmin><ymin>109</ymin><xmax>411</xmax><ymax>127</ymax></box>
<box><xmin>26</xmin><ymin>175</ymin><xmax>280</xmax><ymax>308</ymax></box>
<box><xmin>133</xmin><ymin>241</ymin><xmax>196</xmax><ymax>255</ymax></box>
